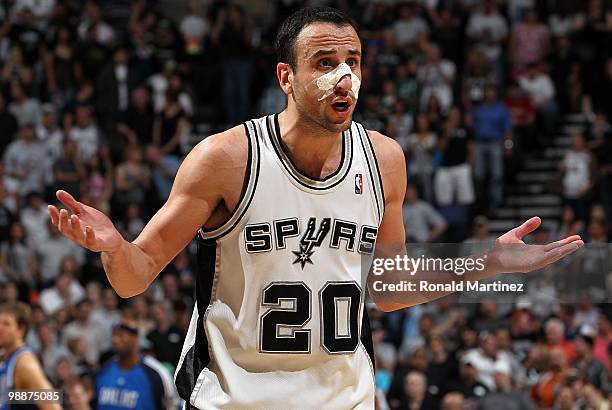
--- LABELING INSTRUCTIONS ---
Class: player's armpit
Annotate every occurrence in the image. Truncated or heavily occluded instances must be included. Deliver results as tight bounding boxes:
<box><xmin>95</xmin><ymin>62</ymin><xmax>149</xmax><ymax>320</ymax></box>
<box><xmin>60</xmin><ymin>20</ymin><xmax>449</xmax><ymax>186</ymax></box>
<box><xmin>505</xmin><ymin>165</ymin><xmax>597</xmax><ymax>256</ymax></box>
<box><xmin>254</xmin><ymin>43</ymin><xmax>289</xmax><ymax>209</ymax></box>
<box><xmin>104</xmin><ymin>125</ymin><xmax>249</xmax><ymax>298</ymax></box>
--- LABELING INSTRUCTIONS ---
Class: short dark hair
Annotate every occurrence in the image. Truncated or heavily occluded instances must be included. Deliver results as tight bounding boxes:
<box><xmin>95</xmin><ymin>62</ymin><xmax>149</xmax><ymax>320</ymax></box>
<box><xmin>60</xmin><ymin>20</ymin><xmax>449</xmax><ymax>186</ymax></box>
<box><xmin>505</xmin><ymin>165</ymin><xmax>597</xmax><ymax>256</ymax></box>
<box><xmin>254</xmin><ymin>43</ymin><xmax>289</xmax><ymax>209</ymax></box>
<box><xmin>275</xmin><ymin>6</ymin><xmax>358</xmax><ymax>70</ymax></box>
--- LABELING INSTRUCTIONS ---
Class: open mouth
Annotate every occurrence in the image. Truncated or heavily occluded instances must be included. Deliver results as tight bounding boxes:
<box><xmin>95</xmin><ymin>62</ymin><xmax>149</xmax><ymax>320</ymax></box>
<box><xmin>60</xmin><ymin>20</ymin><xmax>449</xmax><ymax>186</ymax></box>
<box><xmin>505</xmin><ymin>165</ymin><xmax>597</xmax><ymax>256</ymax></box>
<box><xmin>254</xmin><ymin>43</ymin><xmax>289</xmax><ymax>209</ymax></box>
<box><xmin>332</xmin><ymin>101</ymin><xmax>351</xmax><ymax>112</ymax></box>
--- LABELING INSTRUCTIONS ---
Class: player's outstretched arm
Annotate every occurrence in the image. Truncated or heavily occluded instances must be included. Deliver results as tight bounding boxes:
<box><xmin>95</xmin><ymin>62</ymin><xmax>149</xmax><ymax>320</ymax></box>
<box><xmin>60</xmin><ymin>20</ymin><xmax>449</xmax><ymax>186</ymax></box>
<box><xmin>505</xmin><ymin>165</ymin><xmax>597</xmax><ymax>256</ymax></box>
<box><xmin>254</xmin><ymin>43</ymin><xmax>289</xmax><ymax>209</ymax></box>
<box><xmin>367</xmin><ymin>130</ymin><xmax>584</xmax><ymax>312</ymax></box>
<box><xmin>13</xmin><ymin>352</ymin><xmax>61</xmax><ymax>410</ymax></box>
<box><xmin>48</xmin><ymin>127</ymin><xmax>245</xmax><ymax>298</ymax></box>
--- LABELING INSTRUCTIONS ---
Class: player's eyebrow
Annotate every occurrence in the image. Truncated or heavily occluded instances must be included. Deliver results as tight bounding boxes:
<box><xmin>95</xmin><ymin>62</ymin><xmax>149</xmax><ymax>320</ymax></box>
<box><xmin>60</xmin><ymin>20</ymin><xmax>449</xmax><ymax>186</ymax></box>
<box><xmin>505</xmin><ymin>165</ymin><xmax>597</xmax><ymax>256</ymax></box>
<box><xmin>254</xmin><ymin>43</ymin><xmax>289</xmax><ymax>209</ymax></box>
<box><xmin>310</xmin><ymin>48</ymin><xmax>361</xmax><ymax>59</ymax></box>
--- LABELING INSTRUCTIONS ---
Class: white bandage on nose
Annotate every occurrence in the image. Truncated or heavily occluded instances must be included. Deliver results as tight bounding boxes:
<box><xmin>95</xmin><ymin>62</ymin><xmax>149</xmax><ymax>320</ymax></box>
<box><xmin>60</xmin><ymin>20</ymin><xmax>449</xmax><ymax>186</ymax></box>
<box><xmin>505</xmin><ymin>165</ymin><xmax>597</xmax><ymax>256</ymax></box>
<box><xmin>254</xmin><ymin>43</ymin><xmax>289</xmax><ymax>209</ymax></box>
<box><xmin>315</xmin><ymin>62</ymin><xmax>361</xmax><ymax>101</ymax></box>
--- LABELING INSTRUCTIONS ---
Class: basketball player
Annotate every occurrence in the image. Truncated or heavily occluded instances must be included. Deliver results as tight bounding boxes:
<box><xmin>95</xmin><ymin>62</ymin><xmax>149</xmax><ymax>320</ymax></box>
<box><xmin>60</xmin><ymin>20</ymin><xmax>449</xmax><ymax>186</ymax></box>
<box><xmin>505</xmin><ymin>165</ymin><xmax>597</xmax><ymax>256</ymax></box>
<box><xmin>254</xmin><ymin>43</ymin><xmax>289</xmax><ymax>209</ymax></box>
<box><xmin>0</xmin><ymin>302</ymin><xmax>61</xmax><ymax>410</ymax></box>
<box><xmin>48</xmin><ymin>7</ymin><xmax>583</xmax><ymax>409</ymax></box>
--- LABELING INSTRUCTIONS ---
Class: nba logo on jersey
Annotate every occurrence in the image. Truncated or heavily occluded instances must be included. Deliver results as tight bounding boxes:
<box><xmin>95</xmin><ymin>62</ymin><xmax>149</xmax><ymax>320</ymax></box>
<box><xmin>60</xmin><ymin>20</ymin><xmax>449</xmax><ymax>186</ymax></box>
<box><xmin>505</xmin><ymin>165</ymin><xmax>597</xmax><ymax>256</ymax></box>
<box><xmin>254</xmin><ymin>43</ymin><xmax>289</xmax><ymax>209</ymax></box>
<box><xmin>355</xmin><ymin>173</ymin><xmax>363</xmax><ymax>195</ymax></box>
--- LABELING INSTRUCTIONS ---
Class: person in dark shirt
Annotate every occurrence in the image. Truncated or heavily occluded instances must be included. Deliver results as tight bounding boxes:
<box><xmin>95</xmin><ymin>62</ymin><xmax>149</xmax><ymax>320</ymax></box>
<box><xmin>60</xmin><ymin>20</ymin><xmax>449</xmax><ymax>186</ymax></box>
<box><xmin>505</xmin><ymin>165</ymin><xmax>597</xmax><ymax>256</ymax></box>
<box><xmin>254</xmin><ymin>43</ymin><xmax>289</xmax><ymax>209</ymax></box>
<box><xmin>53</xmin><ymin>138</ymin><xmax>85</xmax><ymax>198</ymax></box>
<box><xmin>0</xmin><ymin>93</ymin><xmax>18</xmax><ymax>156</ymax></box>
<box><xmin>146</xmin><ymin>301</ymin><xmax>185</xmax><ymax>368</ymax></box>
<box><xmin>152</xmin><ymin>89</ymin><xmax>188</xmax><ymax>158</ymax></box>
<box><xmin>118</xmin><ymin>87</ymin><xmax>156</xmax><ymax>146</ymax></box>
<box><xmin>446</xmin><ymin>356</ymin><xmax>489</xmax><ymax>406</ymax></box>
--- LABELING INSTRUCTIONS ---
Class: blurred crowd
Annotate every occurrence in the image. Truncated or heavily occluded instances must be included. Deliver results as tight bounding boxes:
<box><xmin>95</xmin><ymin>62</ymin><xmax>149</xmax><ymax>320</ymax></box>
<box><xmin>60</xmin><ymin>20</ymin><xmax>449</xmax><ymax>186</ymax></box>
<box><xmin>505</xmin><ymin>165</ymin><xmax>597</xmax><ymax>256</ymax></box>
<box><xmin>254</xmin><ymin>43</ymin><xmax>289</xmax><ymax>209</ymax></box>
<box><xmin>0</xmin><ymin>0</ymin><xmax>610</xmax><ymax>409</ymax></box>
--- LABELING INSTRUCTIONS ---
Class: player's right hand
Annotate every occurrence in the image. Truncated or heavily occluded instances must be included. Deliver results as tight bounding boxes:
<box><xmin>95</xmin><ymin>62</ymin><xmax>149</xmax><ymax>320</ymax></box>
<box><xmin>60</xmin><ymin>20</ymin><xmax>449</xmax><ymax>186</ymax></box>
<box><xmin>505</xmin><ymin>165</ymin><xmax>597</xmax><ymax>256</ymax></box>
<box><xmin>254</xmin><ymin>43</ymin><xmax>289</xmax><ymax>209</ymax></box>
<box><xmin>48</xmin><ymin>190</ymin><xmax>124</xmax><ymax>253</ymax></box>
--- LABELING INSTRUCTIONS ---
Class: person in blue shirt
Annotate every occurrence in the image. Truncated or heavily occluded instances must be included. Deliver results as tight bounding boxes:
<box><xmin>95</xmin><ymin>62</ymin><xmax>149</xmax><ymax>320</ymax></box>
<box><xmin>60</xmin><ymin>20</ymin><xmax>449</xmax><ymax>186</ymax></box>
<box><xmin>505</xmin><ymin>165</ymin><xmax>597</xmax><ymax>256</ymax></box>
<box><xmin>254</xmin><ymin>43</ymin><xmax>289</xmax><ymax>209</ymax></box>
<box><xmin>94</xmin><ymin>319</ymin><xmax>179</xmax><ymax>410</ymax></box>
<box><xmin>0</xmin><ymin>302</ymin><xmax>60</xmax><ymax>410</ymax></box>
<box><xmin>472</xmin><ymin>85</ymin><xmax>513</xmax><ymax>209</ymax></box>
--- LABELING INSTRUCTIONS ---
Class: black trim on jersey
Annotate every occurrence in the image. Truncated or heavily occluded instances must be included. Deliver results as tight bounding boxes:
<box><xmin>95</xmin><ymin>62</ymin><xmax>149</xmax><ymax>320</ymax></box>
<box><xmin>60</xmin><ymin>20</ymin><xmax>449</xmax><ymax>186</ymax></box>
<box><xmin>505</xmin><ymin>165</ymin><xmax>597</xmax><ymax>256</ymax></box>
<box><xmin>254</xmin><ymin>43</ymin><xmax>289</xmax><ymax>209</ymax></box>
<box><xmin>267</xmin><ymin>114</ymin><xmax>353</xmax><ymax>191</ymax></box>
<box><xmin>360</xmin><ymin>306</ymin><xmax>375</xmax><ymax>370</ymax></box>
<box><xmin>361</xmin><ymin>125</ymin><xmax>386</xmax><ymax>214</ymax></box>
<box><xmin>174</xmin><ymin>240</ymin><xmax>217</xmax><ymax>402</ymax></box>
<box><xmin>199</xmin><ymin>120</ymin><xmax>261</xmax><ymax>241</ymax></box>
<box><xmin>356</xmin><ymin>125</ymin><xmax>383</xmax><ymax>221</ymax></box>
<box><xmin>142</xmin><ymin>361</ymin><xmax>165</xmax><ymax>410</ymax></box>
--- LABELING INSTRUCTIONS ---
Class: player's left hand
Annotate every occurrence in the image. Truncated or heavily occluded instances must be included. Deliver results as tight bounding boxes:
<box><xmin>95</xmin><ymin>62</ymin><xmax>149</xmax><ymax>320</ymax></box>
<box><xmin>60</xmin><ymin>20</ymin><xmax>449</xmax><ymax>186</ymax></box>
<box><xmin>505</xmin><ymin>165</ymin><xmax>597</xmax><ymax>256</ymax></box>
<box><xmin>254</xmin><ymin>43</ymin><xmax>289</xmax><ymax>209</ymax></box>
<box><xmin>489</xmin><ymin>216</ymin><xmax>584</xmax><ymax>274</ymax></box>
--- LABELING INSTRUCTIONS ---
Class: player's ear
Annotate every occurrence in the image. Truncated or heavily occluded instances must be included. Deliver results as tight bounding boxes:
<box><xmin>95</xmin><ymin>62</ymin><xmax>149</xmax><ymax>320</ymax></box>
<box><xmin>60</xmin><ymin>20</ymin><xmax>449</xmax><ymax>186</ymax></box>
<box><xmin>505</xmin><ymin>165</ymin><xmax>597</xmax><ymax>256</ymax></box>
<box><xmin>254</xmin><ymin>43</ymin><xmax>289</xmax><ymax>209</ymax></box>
<box><xmin>277</xmin><ymin>62</ymin><xmax>293</xmax><ymax>95</ymax></box>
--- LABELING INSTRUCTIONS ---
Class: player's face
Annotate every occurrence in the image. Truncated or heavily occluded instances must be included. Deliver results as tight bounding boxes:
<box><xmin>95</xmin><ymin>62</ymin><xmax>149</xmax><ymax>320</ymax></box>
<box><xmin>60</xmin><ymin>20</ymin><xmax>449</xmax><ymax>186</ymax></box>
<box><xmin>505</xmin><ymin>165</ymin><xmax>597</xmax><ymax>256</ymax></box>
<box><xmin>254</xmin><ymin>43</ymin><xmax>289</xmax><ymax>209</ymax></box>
<box><xmin>0</xmin><ymin>313</ymin><xmax>20</xmax><ymax>347</ymax></box>
<box><xmin>289</xmin><ymin>23</ymin><xmax>361</xmax><ymax>133</ymax></box>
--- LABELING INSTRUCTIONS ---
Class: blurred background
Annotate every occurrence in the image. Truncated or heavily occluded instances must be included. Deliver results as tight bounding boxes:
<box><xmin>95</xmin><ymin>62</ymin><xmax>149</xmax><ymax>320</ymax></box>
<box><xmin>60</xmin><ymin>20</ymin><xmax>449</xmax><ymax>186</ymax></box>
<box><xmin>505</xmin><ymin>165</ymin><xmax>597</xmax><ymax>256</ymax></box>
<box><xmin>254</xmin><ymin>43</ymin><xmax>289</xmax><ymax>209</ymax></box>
<box><xmin>0</xmin><ymin>0</ymin><xmax>610</xmax><ymax>408</ymax></box>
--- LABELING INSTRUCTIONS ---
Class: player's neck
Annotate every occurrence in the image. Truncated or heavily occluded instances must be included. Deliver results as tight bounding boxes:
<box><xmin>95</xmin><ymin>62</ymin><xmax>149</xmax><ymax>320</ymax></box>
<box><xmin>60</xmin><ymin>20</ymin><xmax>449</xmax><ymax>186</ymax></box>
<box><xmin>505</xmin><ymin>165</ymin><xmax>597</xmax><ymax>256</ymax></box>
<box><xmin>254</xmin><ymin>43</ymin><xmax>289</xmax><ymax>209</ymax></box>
<box><xmin>118</xmin><ymin>351</ymin><xmax>140</xmax><ymax>370</ymax></box>
<box><xmin>1</xmin><ymin>339</ymin><xmax>23</xmax><ymax>360</ymax></box>
<box><xmin>277</xmin><ymin>110</ymin><xmax>344</xmax><ymax>179</ymax></box>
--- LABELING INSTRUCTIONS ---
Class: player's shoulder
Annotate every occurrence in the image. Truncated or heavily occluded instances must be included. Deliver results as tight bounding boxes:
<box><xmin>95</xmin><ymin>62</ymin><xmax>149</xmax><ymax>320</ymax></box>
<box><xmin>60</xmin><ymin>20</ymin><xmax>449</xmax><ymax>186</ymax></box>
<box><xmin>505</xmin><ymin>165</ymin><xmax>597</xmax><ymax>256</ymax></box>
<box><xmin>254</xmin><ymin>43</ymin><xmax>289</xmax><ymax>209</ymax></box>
<box><xmin>362</xmin><ymin>129</ymin><xmax>405</xmax><ymax>172</ymax></box>
<box><xmin>189</xmin><ymin>124</ymin><xmax>249</xmax><ymax>167</ymax></box>
<box><xmin>359</xmin><ymin>129</ymin><xmax>406</xmax><ymax>202</ymax></box>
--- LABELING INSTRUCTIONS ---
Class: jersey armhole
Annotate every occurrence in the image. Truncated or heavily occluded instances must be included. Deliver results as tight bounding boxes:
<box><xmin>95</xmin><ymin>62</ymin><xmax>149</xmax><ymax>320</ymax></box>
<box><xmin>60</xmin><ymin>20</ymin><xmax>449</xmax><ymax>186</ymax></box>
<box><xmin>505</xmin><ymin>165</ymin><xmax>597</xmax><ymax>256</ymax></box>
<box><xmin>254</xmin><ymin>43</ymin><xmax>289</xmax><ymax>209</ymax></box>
<box><xmin>355</xmin><ymin>123</ymin><xmax>385</xmax><ymax>224</ymax></box>
<box><xmin>199</xmin><ymin>121</ymin><xmax>261</xmax><ymax>241</ymax></box>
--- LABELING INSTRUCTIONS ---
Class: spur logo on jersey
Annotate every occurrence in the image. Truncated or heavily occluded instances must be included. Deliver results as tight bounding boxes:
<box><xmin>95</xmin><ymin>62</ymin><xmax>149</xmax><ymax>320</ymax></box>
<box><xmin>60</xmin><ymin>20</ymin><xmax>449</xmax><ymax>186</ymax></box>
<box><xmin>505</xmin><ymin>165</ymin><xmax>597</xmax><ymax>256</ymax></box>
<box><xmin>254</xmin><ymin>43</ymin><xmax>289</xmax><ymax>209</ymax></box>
<box><xmin>355</xmin><ymin>173</ymin><xmax>363</xmax><ymax>195</ymax></box>
<box><xmin>244</xmin><ymin>217</ymin><xmax>378</xmax><ymax>267</ymax></box>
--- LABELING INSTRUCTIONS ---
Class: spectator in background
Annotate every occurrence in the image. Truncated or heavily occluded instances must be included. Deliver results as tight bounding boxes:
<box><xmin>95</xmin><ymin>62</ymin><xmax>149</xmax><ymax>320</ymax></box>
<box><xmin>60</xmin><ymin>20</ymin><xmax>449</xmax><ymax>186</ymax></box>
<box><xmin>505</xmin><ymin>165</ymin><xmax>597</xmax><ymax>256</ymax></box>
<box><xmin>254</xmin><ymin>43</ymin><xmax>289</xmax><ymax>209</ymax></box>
<box><xmin>509</xmin><ymin>8</ymin><xmax>550</xmax><ymax>76</ymax></box>
<box><xmin>446</xmin><ymin>355</ymin><xmax>489</xmax><ymax>404</ymax></box>
<box><xmin>152</xmin><ymin>89</ymin><xmax>188</xmax><ymax>158</ymax></box>
<box><xmin>392</xmin><ymin>3</ymin><xmax>429</xmax><ymax>49</ymax></box>
<box><xmin>502</xmin><ymin>81</ymin><xmax>536</xmax><ymax>153</ymax></box>
<box><xmin>65</xmin><ymin>379</ymin><xmax>94</xmax><ymax>410</ymax></box>
<box><xmin>117</xmin><ymin>87</ymin><xmax>155</xmax><ymax>147</ymax></box>
<box><xmin>406</xmin><ymin>113</ymin><xmax>438</xmax><ymax>202</ymax></box>
<box><xmin>573</xmin><ymin>333</ymin><xmax>608</xmax><ymax>391</ymax></box>
<box><xmin>0</xmin><ymin>181</ymin><xmax>16</xmax><ymax>242</ymax></box>
<box><xmin>37</xmin><ymin>103</ymin><xmax>64</xmax><ymax>162</ymax></box>
<box><xmin>52</xmin><ymin>138</ymin><xmax>84</xmax><ymax>198</ymax></box>
<box><xmin>0</xmin><ymin>221</ymin><xmax>37</xmax><ymax>297</ymax></box>
<box><xmin>418</xmin><ymin>43</ymin><xmax>456</xmax><ymax>113</ymax></box>
<box><xmin>81</xmin><ymin>149</ymin><xmax>113</xmax><ymax>215</ymax></box>
<box><xmin>146</xmin><ymin>301</ymin><xmax>184</xmax><ymax>369</ymax></box>
<box><xmin>530</xmin><ymin>347</ymin><xmax>569</xmax><ymax>409</ymax></box>
<box><xmin>146</xmin><ymin>144</ymin><xmax>180</xmax><ymax>202</ymax></box>
<box><xmin>390</xmin><ymin>370</ymin><xmax>439</xmax><ymax>410</ymax></box>
<box><xmin>116</xmin><ymin>202</ymin><xmax>145</xmax><ymax>242</ymax></box>
<box><xmin>593</xmin><ymin>312</ymin><xmax>610</xmax><ymax>370</ymax></box>
<box><xmin>463</xmin><ymin>332</ymin><xmax>515</xmax><ymax>391</ymax></box>
<box><xmin>19</xmin><ymin>191</ymin><xmax>49</xmax><ymax>248</ymax></box>
<box><xmin>552</xmin><ymin>205</ymin><xmax>584</xmax><ymax>241</ymax></box>
<box><xmin>480</xmin><ymin>361</ymin><xmax>534</xmax><ymax>410</ymax></box>
<box><xmin>96</xmin><ymin>46</ymin><xmax>139</xmax><ymax>133</ymax></box>
<box><xmin>76</xmin><ymin>1</ymin><xmax>115</xmax><ymax>46</ymax></box>
<box><xmin>439</xmin><ymin>392</ymin><xmax>464</xmax><ymax>410</ymax></box>
<box><xmin>2</xmin><ymin>123</ymin><xmax>48</xmax><ymax>198</ymax></box>
<box><xmin>95</xmin><ymin>318</ymin><xmax>179</xmax><ymax>410</ymax></box>
<box><xmin>62</xmin><ymin>299</ymin><xmax>105</xmax><ymax>366</ymax></box>
<box><xmin>462</xmin><ymin>50</ymin><xmax>494</xmax><ymax>110</ymax></box>
<box><xmin>35</xmin><ymin>219</ymin><xmax>84</xmax><ymax>288</ymax></box>
<box><xmin>560</xmin><ymin>133</ymin><xmax>593</xmax><ymax>222</ymax></box>
<box><xmin>39</xmin><ymin>257</ymin><xmax>85</xmax><ymax>315</ymax></box>
<box><xmin>435</xmin><ymin>106</ymin><xmax>474</xmax><ymax>208</ymax></box>
<box><xmin>465</xmin><ymin>0</ymin><xmax>508</xmax><ymax>84</ymax></box>
<box><xmin>545</xmin><ymin>318</ymin><xmax>577</xmax><ymax>362</ymax></box>
<box><xmin>402</xmin><ymin>184</ymin><xmax>447</xmax><ymax>243</ymax></box>
<box><xmin>90</xmin><ymin>288</ymin><xmax>121</xmax><ymax>355</ymax></box>
<box><xmin>42</xmin><ymin>25</ymin><xmax>80</xmax><ymax>105</ymax></box>
<box><xmin>211</xmin><ymin>4</ymin><xmax>253</xmax><ymax>124</ymax></box>
<box><xmin>518</xmin><ymin>62</ymin><xmax>557</xmax><ymax>136</ymax></box>
<box><xmin>0</xmin><ymin>92</ymin><xmax>19</xmax><ymax>155</ymax></box>
<box><xmin>386</xmin><ymin>100</ymin><xmax>413</xmax><ymax>151</ymax></box>
<box><xmin>68</xmin><ymin>106</ymin><xmax>102</xmax><ymax>164</ymax></box>
<box><xmin>472</xmin><ymin>85</ymin><xmax>512</xmax><ymax>209</ymax></box>
<box><xmin>7</xmin><ymin>80</ymin><xmax>41</xmax><ymax>127</ymax></box>
<box><xmin>113</xmin><ymin>146</ymin><xmax>150</xmax><ymax>212</ymax></box>
<box><xmin>179</xmin><ymin>0</ymin><xmax>209</xmax><ymax>57</ymax></box>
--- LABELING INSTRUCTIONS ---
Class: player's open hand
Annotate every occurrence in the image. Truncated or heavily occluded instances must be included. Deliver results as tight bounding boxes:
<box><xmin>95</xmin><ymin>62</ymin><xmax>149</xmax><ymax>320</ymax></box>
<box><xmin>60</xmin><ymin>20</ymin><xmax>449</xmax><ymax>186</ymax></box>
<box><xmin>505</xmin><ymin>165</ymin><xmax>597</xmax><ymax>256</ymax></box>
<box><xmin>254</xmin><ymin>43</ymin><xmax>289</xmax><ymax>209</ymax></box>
<box><xmin>48</xmin><ymin>190</ymin><xmax>124</xmax><ymax>253</ymax></box>
<box><xmin>490</xmin><ymin>216</ymin><xmax>584</xmax><ymax>274</ymax></box>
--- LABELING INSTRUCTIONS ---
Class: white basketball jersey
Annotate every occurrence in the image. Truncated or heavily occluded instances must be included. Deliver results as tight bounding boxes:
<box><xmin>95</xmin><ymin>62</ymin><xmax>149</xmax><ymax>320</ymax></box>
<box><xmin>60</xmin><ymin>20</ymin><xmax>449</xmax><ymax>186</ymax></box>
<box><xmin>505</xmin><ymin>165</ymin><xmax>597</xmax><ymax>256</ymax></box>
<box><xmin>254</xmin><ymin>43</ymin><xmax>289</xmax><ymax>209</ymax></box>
<box><xmin>175</xmin><ymin>114</ymin><xmax>385</xmax><ymax>409</ymax></box>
